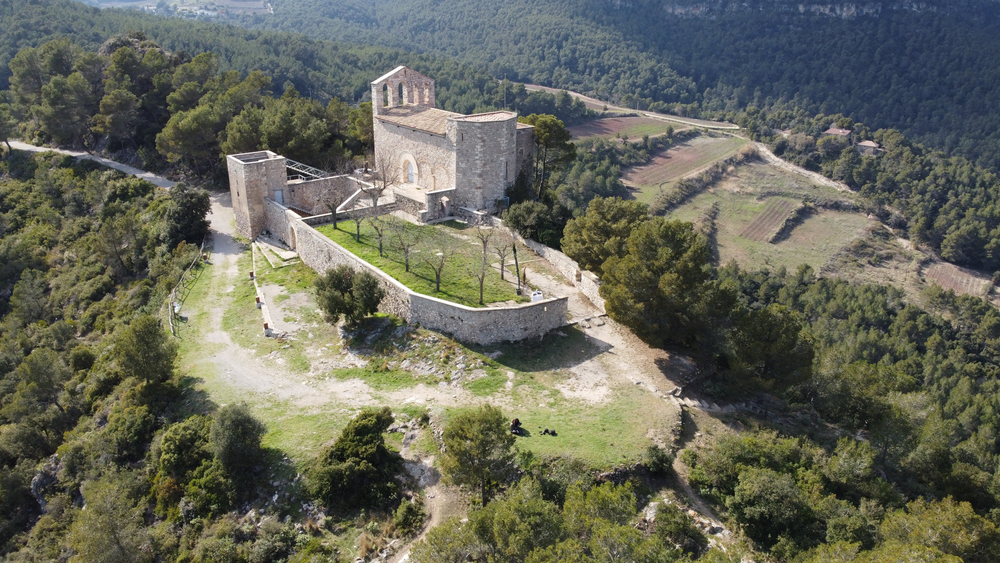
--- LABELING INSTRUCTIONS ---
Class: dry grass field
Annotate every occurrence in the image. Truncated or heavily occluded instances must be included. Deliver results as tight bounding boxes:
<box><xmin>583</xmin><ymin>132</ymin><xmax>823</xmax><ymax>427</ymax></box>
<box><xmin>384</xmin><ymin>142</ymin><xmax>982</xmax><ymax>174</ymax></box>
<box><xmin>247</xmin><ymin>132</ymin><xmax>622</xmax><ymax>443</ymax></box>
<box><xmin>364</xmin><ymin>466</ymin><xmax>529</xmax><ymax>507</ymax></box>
<box><xmin>568</xmin><ymin>117</ymin><xmax>686</xmax><ymax>140</ymax></box>
<box><xmin>623</xmin><ymin>135</ymin><xmax>748</xmax><ymax>203</ymax></box>
<box><xmin>667</xmin><ymin>161</ymin><xmax>1000</xmax><ymax>309</ymax></box>
<box><xmin>667</xmin><ymin>162</ymin><xmax>871</xmax><ymax>272</ymax></box>
<box><xmin>739</xmin><ymin>199</ymin><xmax>799</xmax><ymax>242</ymax></box>
<box><xmin>923</xmin><ymin>262</ymin><xmax>992</xmax><ymax>297</ymax></box>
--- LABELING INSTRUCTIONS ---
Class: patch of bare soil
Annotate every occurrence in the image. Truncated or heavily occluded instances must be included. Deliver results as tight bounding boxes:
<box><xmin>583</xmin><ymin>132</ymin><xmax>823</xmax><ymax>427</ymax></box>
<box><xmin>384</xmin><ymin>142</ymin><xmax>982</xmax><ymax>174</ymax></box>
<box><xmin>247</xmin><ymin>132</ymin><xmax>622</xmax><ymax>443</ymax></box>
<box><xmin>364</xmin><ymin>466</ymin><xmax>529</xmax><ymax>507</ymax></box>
<box><xmin>389</xmin><ymin>424</ymin><xmax>467</xmax><ymax>563</ymax></box>
<box><xmin>259</xmin><ymin>284</ymin><xmax>313</xmax><ymax>333</ymax></box>
<box><xmin>924</xmin><ymin>261</ymin><xmax>993</xmax><ymax>297</ymax></box>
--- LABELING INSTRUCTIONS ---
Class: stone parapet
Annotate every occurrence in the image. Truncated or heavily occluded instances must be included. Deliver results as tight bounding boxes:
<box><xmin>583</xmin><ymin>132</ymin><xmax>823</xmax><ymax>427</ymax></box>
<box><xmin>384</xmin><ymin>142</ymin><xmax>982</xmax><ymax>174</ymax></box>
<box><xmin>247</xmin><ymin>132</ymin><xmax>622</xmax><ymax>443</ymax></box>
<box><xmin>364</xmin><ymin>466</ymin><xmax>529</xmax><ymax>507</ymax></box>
<box><xmin>410</xmin><ymin>293</ymin><xmax>567</xmax><ymax>346</ymax></box>
<box><xmin>260</xmin><ymin>199</ymin><xmax>568</xmax><ymax>344</ymax></box>
<box><xmin>286</xmin><ymin>176</ymin><xmax>359</xmax><ymax>216</ymax></box>
<box><xmin>501</xmin><ymin>226</ymin><xmax>606</xmax><ymax>314</ymax></box>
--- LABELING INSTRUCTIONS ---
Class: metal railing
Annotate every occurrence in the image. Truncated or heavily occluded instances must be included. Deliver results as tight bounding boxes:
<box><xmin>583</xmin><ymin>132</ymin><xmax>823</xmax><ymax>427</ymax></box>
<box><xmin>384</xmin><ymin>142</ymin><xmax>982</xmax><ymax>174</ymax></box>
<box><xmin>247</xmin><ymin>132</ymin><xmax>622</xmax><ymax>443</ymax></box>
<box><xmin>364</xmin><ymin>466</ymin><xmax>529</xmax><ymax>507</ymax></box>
<box><xmin>284</xmin><ymin>158</ymin><xmax>331</xmax><ymax>180</ymax></box>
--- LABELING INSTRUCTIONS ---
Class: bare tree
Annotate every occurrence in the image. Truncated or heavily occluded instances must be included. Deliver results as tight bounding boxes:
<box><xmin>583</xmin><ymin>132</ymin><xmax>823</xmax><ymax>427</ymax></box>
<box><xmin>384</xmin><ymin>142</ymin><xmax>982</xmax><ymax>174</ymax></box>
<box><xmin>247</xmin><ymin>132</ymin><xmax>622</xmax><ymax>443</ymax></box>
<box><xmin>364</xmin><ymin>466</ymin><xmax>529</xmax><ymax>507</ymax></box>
<box><xmin>492</xmin><ymin>230</ymin><xmax>514</xmax><ymax>280</ymax></box>
<box><xmin>368</xmin><ymin>215</ymin><xmax>389</xmax><ymax>258</ymax></box>
<box><xmin>473</xmin><ymin>226</ymin><xmax>494</xmax><ymax>260</ymax></box>
<box><xmin>350</xmin><ymin>207</ymin><xmax>366</xmax><ymax>242</ymax></box>
<box><xmin>512</xmin><ymin>243</ymin><xmax>522</xmax><ymax>295</ymax></box>
<box><xmin>391</xmin><ymin>218</ymin><xmax>421</xmax><ymax>272</ymax></box>
<box><xmin>349</xmin><ymin>150</ymin><xmax>398</xmax><ymax>243</ymax></box>
<box><xmin>421</xmin><ymin>248</ymin><xmax>453</xmax><ymax>293</ymax></box>
<box><xmin>468</xmin><ymin>255</ymin><xmax>489</xmax><ymax>306</ymax></box>
<box><xmin>324</xmin><ymin>189</ymin><xmax>348</xmax><ymax>231</ymax></box>
<box><xmin>365</xmin><ymin>149</ymin><xmax>399</xmax><ymax>211</ymax></box>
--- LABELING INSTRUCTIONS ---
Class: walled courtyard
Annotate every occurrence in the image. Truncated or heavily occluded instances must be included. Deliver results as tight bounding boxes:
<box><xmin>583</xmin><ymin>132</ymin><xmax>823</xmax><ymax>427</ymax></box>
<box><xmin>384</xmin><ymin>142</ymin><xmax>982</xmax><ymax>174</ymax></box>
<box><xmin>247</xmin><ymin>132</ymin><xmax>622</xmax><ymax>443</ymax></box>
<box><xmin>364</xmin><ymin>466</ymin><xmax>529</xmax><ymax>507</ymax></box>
<box><xmin>315</xmin><ymin>217</ymin><xmax>533</xmax><ymax>308</ymax></box>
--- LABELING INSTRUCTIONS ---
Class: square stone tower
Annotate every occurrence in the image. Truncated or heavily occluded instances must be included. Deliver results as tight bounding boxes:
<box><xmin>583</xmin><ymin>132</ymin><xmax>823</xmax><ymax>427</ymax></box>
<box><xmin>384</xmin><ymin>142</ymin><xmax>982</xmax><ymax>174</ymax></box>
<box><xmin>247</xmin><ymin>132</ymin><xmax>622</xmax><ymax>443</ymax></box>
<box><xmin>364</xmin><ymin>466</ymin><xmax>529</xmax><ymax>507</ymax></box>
<box><xmin>226</xmin><ymin>151</ymin><xmax>286</xmax><ymax>239</ymax></box>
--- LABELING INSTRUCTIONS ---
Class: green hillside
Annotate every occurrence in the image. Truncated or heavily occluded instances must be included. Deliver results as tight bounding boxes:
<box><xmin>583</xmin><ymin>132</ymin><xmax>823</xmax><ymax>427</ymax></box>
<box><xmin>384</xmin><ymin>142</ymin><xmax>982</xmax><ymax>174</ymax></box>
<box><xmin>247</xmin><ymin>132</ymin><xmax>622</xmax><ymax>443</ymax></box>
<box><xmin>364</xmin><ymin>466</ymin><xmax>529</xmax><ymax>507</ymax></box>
<box><xmin>245</xmin><ymin>0</ymin><xmax>1000</xmax><ymax>170</ymax></box>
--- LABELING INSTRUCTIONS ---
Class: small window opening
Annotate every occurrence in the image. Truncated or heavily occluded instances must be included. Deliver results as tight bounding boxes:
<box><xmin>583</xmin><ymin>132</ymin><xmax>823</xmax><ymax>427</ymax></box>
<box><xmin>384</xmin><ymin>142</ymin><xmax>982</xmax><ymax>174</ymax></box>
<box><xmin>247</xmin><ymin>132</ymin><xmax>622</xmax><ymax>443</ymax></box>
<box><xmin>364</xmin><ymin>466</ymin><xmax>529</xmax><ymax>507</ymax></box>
<box><xmin>398</xmin><ymin>83</ymin><xmax>405</xmax><ymax>105</ymax></box>
<box><xmin>382</xmin><ymin>83</ymin><xmax>389</xmax><ymax>107</ymax></box>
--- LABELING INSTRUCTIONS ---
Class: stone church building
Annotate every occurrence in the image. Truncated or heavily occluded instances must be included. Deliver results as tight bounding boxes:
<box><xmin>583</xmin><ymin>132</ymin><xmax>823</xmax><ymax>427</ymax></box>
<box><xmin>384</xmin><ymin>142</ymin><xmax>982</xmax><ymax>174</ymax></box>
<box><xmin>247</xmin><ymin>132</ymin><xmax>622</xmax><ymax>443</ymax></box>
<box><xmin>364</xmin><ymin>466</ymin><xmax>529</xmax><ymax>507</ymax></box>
<box><xmin>226</xmin><ymin>66</ymin><xmax>535</xmax><ymax>239</ymax></box>
<box><xmin>371</xmin><ymin>66</ymin><xmax>535</xmax><ymax>222</ymax></box>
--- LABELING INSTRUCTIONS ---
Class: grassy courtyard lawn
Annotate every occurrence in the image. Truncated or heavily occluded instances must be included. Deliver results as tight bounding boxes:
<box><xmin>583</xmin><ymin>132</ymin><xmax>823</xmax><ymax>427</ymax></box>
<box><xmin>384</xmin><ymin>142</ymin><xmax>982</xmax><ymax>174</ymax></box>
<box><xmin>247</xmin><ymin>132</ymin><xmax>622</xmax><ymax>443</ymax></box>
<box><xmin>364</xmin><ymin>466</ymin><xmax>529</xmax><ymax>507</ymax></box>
<box><xmin>316</xmin><ymin>217</ymin><xmax>528</xmax><ymax>308</ymax></box>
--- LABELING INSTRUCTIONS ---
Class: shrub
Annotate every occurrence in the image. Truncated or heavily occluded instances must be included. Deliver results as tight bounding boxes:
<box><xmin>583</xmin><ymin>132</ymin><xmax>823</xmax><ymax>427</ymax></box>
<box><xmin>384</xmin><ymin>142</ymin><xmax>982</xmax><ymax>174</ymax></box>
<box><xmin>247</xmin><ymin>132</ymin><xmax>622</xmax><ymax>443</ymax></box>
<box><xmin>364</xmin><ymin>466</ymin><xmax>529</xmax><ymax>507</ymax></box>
<box><xmin>645</xmin><ymin>445</ymin><xmax>674</xmax><ymax>477</ymax></box>
<box><xmin>184</xmin><ymin>459</ymin><xmax>235</xmax><ymax>518</ymax></box>
<box><xmin>393</xmin><ymin>498</ymin><xmax>426</xmax><ymax>536</ymax></box>
<box><xmin>210</xmin><ymin>403</ymin><xmax>266</xmax><ymax>493</ymax></box>
<box><xmin>306</xmin><ymin>407</ymin><xmax>403</xmax><ymax>510</ymax></box>
<box><xmin>314</xmin><ymin>264</ymin><xmax>385</xmax><ymax>327</ymax></box>
<box><xmin>106</xmin><ymin>403</ymin><xmax>155</xmax><ymax>463</ymax></box>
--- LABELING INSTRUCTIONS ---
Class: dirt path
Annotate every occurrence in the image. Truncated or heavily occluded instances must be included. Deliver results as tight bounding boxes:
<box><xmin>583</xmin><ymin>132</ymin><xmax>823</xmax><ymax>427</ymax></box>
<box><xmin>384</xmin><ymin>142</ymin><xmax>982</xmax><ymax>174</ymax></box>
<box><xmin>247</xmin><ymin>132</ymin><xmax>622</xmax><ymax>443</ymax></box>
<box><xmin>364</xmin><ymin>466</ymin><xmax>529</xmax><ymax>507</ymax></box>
<box><xmin>389</xmin><ymin>426</ymin><xmax>466</xmax><ymax>563</ymax></box>
<box><xmin>753</xmin><ymin>141</ymin><xmax>850</xmax><ymax>192</ymax></box>
<box><xmin>8</xmin><ymin>140</ymin><xmax>176</xmax><ymax>188</ymax></box>
<box><xmin>523</xmin><ymin>84</ymin><xmax>739</xmax><ymax>130</ymax></box>
<box><xmin>195</xmin><ymin>193</ymin><xmax>730</xmax><ymax>554</ymax></box>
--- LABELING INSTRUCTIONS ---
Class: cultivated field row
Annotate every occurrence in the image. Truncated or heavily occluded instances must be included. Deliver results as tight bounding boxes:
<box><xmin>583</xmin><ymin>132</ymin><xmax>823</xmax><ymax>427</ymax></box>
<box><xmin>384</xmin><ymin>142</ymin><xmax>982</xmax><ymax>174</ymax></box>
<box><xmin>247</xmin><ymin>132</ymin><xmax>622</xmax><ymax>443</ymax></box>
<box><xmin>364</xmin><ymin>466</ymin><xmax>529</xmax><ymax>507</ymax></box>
<box><xmin>923</xmin><ymin>262</ymin><xmax>992</xmax><ymax>297</ymax></box>
<box><xmin>739</xmin><ymin>198</ymin><xmax>798</xmax><ymax>242</ymax></box>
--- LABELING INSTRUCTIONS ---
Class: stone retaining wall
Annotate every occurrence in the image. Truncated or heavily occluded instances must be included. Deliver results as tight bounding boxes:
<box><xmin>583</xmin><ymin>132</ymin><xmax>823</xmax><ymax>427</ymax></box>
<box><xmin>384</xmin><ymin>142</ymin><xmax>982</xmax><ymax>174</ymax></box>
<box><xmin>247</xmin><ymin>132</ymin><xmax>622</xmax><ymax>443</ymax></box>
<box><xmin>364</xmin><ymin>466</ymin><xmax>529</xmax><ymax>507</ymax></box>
<box><xmin>261</xmin><ymin>198</ymin><xmax>568</xmax><ymax>344</ymax></box>
<box><xmin>500</xmin><ymin>227</ymin><xmax>606</xmax><ymax>313</ymax></box>
<box><xmin>290</xmin><ymin>216</ymin><xmax>413</xmax><ymax>319</ymax></box>
<box><xmin>410</xmin><ymin>293</ymin><xmax>567</xmax><ymax>345</ymax></box>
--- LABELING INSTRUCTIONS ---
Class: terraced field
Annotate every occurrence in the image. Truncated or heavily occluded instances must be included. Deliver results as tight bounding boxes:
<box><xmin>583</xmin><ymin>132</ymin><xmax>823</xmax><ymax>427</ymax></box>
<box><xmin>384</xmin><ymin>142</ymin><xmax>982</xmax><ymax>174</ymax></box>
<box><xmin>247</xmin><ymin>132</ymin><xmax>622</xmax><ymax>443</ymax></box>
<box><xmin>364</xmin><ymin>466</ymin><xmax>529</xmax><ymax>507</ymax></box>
<box><xmin>569</xmin><ymin>116</ymin><xmax>685</xmax><ymax>140</ymax></box>
<box><xmin>623</xmin><ymin>134</ymin><xmax>747</xmax><ymax>203</ymax></box>
<box><xmin>739</xmin><ymin>199</ymin><xmax>798</xmax><ymax>242</ymax></box>
<box><xmin>924</xmin><ymin>262</ymin><xmax>992</xmax><ymax>296</ymax></box>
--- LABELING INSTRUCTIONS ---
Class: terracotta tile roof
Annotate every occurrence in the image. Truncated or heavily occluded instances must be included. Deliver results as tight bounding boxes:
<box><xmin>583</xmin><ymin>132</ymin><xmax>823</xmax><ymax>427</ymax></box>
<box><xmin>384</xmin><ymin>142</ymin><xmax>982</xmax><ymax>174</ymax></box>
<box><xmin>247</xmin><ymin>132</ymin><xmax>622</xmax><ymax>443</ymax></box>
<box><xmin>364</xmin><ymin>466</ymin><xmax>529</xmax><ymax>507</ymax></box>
<box><xmin>516</xmin><ymin>122</ymin><xmax>535</xmax><ymax>130</ymax></box>
<box><xmin>824</xmin><ymin>127</ymin><xmax>852</xmax><ymax>136</ymax></box>
<box><xmin>376</xmin><ymin>106</ymin><xmax>461</xmax><ymax>135</ymax></box>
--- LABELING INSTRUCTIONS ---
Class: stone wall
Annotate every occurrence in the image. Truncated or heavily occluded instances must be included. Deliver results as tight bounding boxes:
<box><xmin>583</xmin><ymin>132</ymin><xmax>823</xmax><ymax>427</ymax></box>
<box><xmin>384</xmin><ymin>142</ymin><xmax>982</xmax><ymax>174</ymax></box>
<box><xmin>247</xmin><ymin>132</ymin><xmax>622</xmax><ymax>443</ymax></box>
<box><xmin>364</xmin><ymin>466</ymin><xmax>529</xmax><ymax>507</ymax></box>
<box><xmin>501</xmin><ymin>226</ymin><xmax>606</xmax><ymax>313</ymax></box>
<box><xmin>393</xmin><ymin>191</ymin><xmax>428</xmax><ymax>222</ymax></box>
<box><xmin>263</xmin><ymin>199</ymin><xmax>292</xmax><ymax>244</ymax></box>
<box><xmin>373</xmin><ymin>119</ymin><xmax>456</xmax><ymax>191</ymax></box>
<box><xmin>453</xmin><ymin>115</ymin><xmax>517</xmax><ymax>211</ymax></box>
<box><xmin>410</xmin><ymin>293</ymin><xmax>567</xmax><ymax>346</ymax></box>
<box><xmin>289</xmin><ymin>213</ymin><xmax>413</xmax><ymax>320</ymax></box>
<box><xmin>424</xmin><ymin>188</ymin><xmax>455</xmax><ymax>222</ymax></box>
<box><xmin>286</xmin><ymin>176</ymin><xmax>358</xmax><ymax>215</ymax></box>
<box><xmin>260</xmin><ymin>200</ymin><xmax>568</xmax><ymax>344</ymax></box>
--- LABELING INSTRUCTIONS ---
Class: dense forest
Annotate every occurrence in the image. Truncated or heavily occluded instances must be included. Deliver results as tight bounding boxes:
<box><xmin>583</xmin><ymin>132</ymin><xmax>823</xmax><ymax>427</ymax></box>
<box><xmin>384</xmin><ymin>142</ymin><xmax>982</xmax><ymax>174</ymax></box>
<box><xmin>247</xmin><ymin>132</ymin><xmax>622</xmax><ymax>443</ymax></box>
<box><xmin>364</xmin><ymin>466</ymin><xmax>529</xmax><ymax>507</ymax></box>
<box><xmin>0</xmin><ymin>0</ymin><xmax>593</xmax><ymax>184</ymax></box>
<box><xmin>560</xmin><ymin>198</ymin><xmax>1000</xmax><ymax>561</ymax></box>
<box><xmin>236</xmin><ymin>0</ymin><xmax>1000</xmax><ymax>170</ymax></box>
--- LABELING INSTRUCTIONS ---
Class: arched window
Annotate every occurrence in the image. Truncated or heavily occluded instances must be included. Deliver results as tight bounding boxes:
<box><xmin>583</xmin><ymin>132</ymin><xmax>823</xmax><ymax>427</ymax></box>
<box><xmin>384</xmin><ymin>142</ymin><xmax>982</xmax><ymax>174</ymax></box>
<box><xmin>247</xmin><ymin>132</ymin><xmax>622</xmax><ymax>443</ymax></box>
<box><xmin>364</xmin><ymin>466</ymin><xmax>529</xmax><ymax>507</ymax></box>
<box><xmin>407</xmin><ymin>161</ymin><xmax>416</xmax><ymax>183</ymax></box>
<box><xmin>382</xmin><ymin>83</ymin><xmax>389</xmax><ymax>107</ymax></box>
<box><xmin>398</xmin><ymin>83</ymin><xmax>405</xmax><ymax>105</ymax></box>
